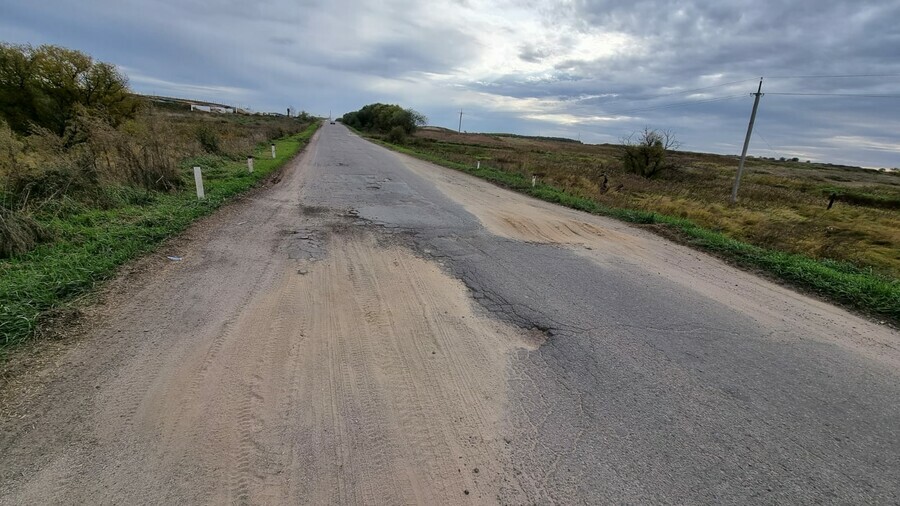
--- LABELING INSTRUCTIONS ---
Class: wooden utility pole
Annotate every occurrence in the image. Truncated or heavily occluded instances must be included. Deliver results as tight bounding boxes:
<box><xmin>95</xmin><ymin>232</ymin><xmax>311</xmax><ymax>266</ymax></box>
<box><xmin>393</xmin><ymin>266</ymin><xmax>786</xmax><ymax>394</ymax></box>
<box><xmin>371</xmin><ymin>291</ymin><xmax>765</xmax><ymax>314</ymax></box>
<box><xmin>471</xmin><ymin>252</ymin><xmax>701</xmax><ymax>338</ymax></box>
<box><xmin>731</xmin><ymin>78</ymin><xmax>764</xmax><ymax>203</ymax></box>
<box><xmin>458</xmin><ymin>109</ymin><xmax>463</xmax><ymax>133</ymax></box>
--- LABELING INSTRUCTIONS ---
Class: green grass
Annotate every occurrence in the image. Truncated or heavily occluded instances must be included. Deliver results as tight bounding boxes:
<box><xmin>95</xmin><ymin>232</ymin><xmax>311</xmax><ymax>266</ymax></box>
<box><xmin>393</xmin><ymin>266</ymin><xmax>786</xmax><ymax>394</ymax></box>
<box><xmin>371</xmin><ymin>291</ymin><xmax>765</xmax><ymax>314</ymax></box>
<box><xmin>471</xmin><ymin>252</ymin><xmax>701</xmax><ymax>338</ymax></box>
<box><xmin>0</xmin><ymin>122</ymin><xmax>320</xmax><ymax>352</ymax></box>
<box><xmin>378</xmin><ymin>139</ymin><xmax>900</xmax><ymax>325</ymax></box>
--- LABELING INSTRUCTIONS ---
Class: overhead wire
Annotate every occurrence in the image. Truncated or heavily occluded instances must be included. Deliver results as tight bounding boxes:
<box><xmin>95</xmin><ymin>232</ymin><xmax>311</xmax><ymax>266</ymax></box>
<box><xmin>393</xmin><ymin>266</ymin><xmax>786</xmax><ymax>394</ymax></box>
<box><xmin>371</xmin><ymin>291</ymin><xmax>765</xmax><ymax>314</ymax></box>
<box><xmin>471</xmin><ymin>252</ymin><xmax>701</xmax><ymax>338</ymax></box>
<box><xmin>635</xmin><ymin>77</ymin><xmax>759</xmax><ymax>100</ymax></box>
<box><xmin>766</xmin><ymin>73</ymin><xmax>900</xmax><ymax>79</ymax></box>
<box><xmin>766</xmin><ymin>92</ymin><xmax>900</xmax><ymax>98</ymax></box>
<box><xmin>603</xmin><ymin>94</ymin><xmax>748</xmax><ymax>116</ymax></box>
<box><xmin>587</xmin><ymin>73</ymin><xmax>898</xmax><ymax>118</ymax></box>
<box><xmin>754</xmin><ymin>130</ymin><xmax>783</xmax><ymax>160</ymax></box>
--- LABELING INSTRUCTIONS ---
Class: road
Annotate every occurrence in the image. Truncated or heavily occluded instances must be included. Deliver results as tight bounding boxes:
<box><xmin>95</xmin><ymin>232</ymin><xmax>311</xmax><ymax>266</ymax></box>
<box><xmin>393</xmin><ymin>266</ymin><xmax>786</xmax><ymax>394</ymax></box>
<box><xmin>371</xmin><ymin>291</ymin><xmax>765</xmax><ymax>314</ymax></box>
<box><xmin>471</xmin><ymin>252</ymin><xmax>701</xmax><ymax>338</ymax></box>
<box><xmin>1</xmin><ymin>123</ymin><xmax>898</xmax><ymax>504</ymax></box>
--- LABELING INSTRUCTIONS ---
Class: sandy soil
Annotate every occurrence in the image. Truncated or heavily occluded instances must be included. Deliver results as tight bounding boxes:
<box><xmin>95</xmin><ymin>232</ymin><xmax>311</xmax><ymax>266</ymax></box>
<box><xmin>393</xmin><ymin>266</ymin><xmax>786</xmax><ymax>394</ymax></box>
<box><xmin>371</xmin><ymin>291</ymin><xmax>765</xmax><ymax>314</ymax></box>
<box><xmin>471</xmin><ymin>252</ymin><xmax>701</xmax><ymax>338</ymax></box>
<box><xmin>398</xmin><ymin>154</ymin><xmax>900</xmax><ymax>369</ymax></box>
<box><xmin>0</xmin><ymin>134</ymin><xmax>532</xmax><ymax>504</ymax></box>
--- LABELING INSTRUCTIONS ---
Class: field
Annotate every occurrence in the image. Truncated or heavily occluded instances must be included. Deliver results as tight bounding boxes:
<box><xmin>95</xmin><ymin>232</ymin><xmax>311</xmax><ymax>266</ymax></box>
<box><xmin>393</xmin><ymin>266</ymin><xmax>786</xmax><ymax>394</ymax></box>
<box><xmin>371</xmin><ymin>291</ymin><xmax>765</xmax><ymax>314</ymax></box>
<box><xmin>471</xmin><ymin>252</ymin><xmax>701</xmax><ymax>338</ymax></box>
<box><xmin>0</xmin><ymin>103</ymin><xmax>319</xmax><ymax>352</ymax></box>
<box><xmin>378</xmin><ymin>127</ymin><xmax>900</xmax><ymax>322</ymax></box>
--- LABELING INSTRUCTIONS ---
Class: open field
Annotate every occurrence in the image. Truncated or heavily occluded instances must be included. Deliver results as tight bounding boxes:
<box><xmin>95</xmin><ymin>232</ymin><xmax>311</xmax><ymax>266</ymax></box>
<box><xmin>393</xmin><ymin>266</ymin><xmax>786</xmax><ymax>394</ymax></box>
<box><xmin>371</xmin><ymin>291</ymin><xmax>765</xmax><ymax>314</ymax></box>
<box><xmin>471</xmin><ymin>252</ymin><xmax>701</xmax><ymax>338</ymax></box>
<box><xmin>413</xmin><ymin>128</ymin><xmax>900</xmax><ymax>277</ymax></box>
<box><xmin>0</xmin><ymin>106</ymin><xmax>319</xmax><ymax>352</ymax></box>
<box><xmin>372</xmin><ymin>127</ymin><xmax>899</xmax><ymax>323</ymax></box>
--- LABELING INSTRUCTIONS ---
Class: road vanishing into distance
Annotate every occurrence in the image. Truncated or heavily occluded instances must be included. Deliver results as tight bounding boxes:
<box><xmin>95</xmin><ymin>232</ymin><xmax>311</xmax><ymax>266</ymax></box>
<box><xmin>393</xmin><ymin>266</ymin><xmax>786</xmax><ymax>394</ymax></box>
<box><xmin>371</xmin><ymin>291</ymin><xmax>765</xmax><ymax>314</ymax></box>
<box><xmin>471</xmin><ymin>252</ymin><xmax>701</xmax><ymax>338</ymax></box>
<box><xmin>2</xmin><ymin>123</ymin><xmax>899</xmax><ymax>504</ymax></box>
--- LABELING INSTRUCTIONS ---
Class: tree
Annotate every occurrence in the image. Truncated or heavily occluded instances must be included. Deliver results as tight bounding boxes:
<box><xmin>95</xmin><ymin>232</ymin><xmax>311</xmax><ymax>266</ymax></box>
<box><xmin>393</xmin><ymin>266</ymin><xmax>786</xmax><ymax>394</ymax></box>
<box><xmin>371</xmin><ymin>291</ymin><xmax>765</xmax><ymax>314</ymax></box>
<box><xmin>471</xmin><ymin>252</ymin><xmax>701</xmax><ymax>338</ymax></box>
<box><xmin>340</xmin><ymin>103</ymin><xmax>427</xmax><ymax>134</ymax></box>
<box><xmin>620</xmin><ymin>127</ymin><xmax>679</xmax><ymax>178</ymax></box>
<box><xmin>0</xmin><ymin>43</ymin><xmax>142</xmax><ymax>137</ymax></box>
<box><xmin>0</xmin><ymin>44</ymin><xmax>38</xmax><ymax>134</ymax></box>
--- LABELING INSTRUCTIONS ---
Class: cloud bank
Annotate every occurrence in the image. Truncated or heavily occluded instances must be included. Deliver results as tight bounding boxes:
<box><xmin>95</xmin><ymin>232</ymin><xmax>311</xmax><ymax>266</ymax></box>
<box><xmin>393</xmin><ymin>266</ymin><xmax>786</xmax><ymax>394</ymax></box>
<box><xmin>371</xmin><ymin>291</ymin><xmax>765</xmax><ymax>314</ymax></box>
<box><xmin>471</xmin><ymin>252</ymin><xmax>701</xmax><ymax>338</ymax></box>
<box><xmin>3</xmin><ymin>0</ymin><xmax>899</xmax><ymax>166</ymax></box>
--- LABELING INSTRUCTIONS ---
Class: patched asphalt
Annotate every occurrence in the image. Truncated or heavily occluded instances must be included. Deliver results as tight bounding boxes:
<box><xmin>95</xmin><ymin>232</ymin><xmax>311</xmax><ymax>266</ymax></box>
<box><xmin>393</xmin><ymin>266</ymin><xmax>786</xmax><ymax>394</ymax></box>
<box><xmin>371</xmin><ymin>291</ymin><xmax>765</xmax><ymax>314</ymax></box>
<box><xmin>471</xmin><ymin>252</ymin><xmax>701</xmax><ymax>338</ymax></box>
<box><xmin>303</xmin><ymin>124</ymin><xmax>900</xmax><ymax>503</ymax></box>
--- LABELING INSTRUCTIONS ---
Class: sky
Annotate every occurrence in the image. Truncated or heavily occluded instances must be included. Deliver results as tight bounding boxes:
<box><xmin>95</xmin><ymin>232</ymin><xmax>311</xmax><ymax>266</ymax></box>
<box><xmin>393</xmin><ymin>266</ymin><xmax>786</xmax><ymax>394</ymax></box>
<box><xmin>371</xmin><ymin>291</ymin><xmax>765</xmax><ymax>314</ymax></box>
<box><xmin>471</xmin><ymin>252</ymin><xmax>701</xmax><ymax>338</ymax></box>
<box><xmin>2</xmin><ymin>0</ymin><xmax>899</xmax><ymax>167</ymax></box>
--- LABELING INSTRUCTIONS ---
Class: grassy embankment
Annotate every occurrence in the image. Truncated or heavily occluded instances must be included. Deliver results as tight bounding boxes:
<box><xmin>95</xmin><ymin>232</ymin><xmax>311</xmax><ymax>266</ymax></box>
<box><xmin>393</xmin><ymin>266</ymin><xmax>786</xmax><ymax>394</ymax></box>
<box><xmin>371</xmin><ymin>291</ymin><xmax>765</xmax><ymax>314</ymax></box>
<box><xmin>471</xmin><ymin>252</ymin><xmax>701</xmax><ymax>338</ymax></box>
<box><xmin>0</xmin><ymin>122</ymin><xmax>319</xmax><ymax>353</ymax></box>
<box><xmin>372</xmin><ymin>129</ymin><xmax>899</xmax><ymax>325</ymax></box>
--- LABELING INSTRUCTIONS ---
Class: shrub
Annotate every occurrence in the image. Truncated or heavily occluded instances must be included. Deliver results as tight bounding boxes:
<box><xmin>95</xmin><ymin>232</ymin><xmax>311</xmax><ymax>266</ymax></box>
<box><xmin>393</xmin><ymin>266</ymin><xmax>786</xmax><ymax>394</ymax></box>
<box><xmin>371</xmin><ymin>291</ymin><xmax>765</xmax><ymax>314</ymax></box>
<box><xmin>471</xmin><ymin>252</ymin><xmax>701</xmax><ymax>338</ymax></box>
<box><xmin>78</xmin><ymin>110</ymin><xmax>184</xmax><ymax>191</ymax></box>
<box><xmin>387</xmin><ymin>126</ymin><xmax>407</xmax><ymax>144</ymax></box>
<box><xmin>621</xmin><ymin>127</ymin><xmax>679</xmax><ymax>178</ymax></box>
<box><xmin>196</xmin><ymin>126</ymin><xmax>220</xmax><ymax>154</ymax></box>
<box><xmin>0</xmin><ymin>118</ymin><xmax>23</xmax><ymax>179</ymax></box>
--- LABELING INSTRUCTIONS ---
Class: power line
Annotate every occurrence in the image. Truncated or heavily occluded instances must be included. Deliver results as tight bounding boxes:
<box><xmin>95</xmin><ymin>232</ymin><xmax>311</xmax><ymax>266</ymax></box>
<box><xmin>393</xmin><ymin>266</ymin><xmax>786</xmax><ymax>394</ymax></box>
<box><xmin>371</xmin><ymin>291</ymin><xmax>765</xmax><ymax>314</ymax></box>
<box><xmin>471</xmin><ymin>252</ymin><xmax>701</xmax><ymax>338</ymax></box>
<box><xmin>767</xmin><ymin>73</ymin><xmax>900</xmax><ymax>79</ymax></box>
<box><xmin>605</xmin><ymin>94</ymin><xmax>747</xmax><ymax>116</ymax></box>
<box><xmin>638</xmin><ymin>78</ymin><xmax>759</xmax><ymax>100</ymax></box>
<box><xmin>611</xmin><ymin>74</ymin><xmax>898</xmax><ymax>104</ymax></box>
<box><xmin>766</xmin><ymin>92</ymin><xmax>900</xmax><ymax>98</ymax></box>
<box><xmin>755</xmin><ymin>130</ymin><xmax>783</xmax><ymax>160</ymax></box>
<box><xmin>593</xmin><ymin>74</ymin><xmax>898</xmax><ymax>112</ymax></box>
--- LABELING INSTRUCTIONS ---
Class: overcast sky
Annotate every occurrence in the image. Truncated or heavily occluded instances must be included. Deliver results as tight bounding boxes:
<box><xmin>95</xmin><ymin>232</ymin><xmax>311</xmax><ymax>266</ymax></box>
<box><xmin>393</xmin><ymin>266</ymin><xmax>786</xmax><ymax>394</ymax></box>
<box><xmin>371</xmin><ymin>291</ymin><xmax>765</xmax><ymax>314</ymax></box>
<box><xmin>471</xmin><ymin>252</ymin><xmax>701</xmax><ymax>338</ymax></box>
<box><xmin>3</xmin><ymin>0</ymin><xmax>899</xmax><ymax>167</ymax></box>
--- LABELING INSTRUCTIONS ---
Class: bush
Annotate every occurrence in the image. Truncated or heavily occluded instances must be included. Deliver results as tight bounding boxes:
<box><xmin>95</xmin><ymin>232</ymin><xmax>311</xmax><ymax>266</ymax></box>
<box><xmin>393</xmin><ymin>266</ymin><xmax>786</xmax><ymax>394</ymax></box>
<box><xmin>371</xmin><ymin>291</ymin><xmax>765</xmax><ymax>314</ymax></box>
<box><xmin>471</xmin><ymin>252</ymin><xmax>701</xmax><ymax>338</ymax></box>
<box><xmin>387</xmin><ymin>126</ymin><xmax>407</xmax><ymax>144</ymax></box>
<box><xmin>621</xmin><ymin>127</ymin><xmax>679</xmax><ymax>178</ymax></box>
<box><xmin>77</xmin><ymin>110</ymin><xmax>184</xmax><ymax>192</ymax></box>
<box><xmin>196</xmin><ymin>126</ymin><xmax>220</xmax><ymax>154</ymax></box>
<box><xmin>0</xmin><ymin>118</ymin><xmax>23</xmax><ymax>179</ymax></box>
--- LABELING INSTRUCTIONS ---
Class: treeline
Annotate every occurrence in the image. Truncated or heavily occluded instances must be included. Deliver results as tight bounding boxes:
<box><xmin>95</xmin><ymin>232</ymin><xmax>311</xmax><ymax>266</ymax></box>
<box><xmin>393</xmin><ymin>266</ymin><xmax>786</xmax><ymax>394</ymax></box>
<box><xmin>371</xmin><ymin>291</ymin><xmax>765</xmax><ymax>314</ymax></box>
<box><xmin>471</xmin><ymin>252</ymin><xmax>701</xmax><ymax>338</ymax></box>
<box><xmin>340</xmin><ymin>103</ymin><xmax>426</xmax><ymax>140</ymax></box>
<box><xmin>488</xmin><ymin>133</ymin><xmax>583</xmax><ymax>144</ymax></box>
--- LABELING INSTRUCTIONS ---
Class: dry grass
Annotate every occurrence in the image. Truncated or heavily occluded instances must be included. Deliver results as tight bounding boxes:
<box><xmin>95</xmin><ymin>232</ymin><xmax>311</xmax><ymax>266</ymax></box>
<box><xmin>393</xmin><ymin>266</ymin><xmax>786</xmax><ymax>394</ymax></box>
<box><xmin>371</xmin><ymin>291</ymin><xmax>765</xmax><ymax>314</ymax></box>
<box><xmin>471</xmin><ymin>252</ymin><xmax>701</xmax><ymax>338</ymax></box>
<box><xmin>0</xmin><ymin>104</ymin><xmax>311</xmax><ymax>260</ymax></box>
<box><xmin>408</xmin><ymin>129</ymin><xmax>900</xmax><ymax>278</ymax></box>
<box><xmin>0</xmin><ymin>206</ymin><xmax>50</xmax><ymax>257</ymax></box>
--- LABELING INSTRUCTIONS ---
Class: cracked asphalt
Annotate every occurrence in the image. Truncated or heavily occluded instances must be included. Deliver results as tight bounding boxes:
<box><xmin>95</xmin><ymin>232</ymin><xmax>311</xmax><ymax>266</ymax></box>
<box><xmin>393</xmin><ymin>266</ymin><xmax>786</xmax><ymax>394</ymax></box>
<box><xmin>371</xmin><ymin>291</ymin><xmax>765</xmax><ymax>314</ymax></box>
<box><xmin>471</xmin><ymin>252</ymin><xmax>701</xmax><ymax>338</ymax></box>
<box><xmin>304</xmin><ymin>124</ymin><xmax>900</xmax><ymax>503</ymax></box>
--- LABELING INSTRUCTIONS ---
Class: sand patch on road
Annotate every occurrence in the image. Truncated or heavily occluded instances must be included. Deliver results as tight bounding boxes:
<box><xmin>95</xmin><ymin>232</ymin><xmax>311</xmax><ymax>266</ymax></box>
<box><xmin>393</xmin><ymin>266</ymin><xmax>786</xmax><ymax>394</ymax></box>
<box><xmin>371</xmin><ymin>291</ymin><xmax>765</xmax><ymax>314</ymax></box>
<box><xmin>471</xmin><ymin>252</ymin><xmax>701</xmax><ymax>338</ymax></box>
<box><xmin>397</xmin><ymin>153</ymin><xmax>900</xmax><ymax>369</ymax></box>
<box><xmin>108</xmin><ymin>231</ymin><xmax>526</xmax><ymax>504</ymax></box>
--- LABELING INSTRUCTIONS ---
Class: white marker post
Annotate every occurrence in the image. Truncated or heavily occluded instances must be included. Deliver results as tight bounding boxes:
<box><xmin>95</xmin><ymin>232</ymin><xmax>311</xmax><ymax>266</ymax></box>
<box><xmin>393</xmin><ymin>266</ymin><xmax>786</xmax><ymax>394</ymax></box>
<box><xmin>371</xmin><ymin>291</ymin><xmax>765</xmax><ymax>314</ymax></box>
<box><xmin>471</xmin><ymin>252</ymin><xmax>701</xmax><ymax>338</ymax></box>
<box><xmin>532</xmin><ymin>175</ymin><xmax>537</xmax><ymax>187</ymax></box>
<box><xmin>193</xmin><ymin>166</ymin><xmax>205</xmax><ymax>199</ymax></box>
<box><xmin>247</xmin><ymin>156</ymin><xmax>254</xmax><ymax>173</ymax></box>
<box><xmin>271</xmin><ymin>143</ymin><xmax>276</xmax><ymax>159</ymax></box>
<box><xmin>476</xmin><ymin>161</ymin><xmax>481</xmax><ymax>169</ymax></box>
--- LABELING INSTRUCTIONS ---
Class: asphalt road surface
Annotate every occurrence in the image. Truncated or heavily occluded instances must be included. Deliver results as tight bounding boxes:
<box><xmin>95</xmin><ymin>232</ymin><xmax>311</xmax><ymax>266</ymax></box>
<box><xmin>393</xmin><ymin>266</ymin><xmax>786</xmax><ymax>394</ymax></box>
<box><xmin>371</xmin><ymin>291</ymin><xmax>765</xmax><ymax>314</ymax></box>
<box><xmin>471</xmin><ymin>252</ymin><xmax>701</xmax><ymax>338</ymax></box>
<box><xmin>2</xmin><ymin>123</ymin><xmax>898</xmax><ymax>504</ymax></box>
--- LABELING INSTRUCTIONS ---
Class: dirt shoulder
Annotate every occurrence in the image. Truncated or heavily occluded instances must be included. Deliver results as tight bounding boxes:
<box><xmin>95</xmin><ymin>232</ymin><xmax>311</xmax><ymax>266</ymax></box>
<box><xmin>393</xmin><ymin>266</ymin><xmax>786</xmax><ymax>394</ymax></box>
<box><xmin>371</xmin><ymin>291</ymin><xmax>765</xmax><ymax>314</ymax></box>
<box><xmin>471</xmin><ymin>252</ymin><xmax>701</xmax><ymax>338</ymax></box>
<box><xmin>0</xmin><ymin>131</ymin><xmax>533</xmax><ymax>504</ymax></box>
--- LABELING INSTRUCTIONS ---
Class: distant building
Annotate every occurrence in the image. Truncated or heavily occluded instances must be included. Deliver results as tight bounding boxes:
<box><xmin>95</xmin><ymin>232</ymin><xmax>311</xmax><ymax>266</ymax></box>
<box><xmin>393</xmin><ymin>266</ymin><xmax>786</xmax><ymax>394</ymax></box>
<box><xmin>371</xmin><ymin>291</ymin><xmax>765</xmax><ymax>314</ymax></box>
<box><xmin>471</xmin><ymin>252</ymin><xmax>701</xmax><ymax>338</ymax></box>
<box><xmin>190</xmin><ymin>104</ymin><xmax>234</xmax><ymax>114</ymax></box>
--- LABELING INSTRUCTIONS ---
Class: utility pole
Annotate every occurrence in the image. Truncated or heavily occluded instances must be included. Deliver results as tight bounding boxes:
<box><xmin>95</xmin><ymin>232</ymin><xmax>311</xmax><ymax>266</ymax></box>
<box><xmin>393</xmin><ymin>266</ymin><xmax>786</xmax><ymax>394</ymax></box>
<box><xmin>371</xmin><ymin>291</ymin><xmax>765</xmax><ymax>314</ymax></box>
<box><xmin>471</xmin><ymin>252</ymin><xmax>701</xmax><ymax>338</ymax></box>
<box><xmin>731</xmin><ymin>78</ymin><xmax>764</xmax><ymax>203</ymax></box>
<box><xmin>458</xmin><ymin>109</ymin><xmax>463</xmax><ymax>133</ymax></box>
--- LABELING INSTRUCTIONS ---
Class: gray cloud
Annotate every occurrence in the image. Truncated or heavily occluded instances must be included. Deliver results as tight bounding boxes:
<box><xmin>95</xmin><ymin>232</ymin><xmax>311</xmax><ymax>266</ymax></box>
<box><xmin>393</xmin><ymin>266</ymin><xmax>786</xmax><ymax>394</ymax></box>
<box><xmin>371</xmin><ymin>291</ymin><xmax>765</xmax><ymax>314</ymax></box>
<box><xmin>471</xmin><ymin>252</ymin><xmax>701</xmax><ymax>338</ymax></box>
<box><xmin>2</xmin><ymin>0</ymin><xmax>898</xmax><ymax>166</ymax></box>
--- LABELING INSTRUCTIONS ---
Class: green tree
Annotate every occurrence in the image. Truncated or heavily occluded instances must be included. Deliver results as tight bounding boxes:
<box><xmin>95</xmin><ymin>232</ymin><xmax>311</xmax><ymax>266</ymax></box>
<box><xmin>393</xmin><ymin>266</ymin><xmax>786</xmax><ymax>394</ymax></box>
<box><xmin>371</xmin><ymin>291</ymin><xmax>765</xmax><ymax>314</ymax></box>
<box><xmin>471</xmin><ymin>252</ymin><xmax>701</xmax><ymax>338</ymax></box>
<box><xmin>340</xmin><ymin>103</ymin><xmax>427</xmax><ymax>134</ymax></box>
<box><xmin>0</xmin><ymin>43</ymin><xmax>142</xmax><ymax>137</ymax></box>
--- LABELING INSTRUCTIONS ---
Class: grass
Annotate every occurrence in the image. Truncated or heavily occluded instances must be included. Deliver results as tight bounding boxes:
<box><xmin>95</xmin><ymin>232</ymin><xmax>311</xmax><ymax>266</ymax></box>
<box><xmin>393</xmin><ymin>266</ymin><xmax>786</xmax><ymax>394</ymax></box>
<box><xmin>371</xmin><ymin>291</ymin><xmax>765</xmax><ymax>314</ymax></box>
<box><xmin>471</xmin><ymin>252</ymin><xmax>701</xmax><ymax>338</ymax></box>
<box><xmin>409</xmin><ymin>129</ymin><xmax>900</xmax><ymax>279</ymax></box>
<box><xmin>0</xmin><ymin>122</ymin><xmax>319</xmax><ymax>352</ymax></box>
<box><xmin>373</xmin><ymin>135</ymin><xmax>900</xmax><ymax>326</ymax></box>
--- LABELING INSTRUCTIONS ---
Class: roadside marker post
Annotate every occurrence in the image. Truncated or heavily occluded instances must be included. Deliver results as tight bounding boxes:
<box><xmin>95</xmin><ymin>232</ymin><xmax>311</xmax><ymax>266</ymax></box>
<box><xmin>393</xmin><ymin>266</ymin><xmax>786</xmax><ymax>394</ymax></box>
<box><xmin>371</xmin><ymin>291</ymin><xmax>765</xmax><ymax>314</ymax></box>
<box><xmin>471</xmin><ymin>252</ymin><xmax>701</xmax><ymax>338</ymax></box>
<box><xmin>532</xmin><ymin>175</ymin><xmax>537</xmax><ymax>187</ymax></box>
<box><xmin>193</xmin><ymin>166</ymin><xmax>205</xmax><ymax>199</ymax></box>
<box><xmin>476</xmin><ymin>161</ymin><xmax>481</xmax><ymax>169</ymax></box>
<box><xmin>271</xmin><ymin>143</ymin><xmax>276</xmax><ymax>159</ymax></box>
<box><xmin>247</xmin><ymin>155</ymin><xmax>254</xmax><ymax>173</ymax></box>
